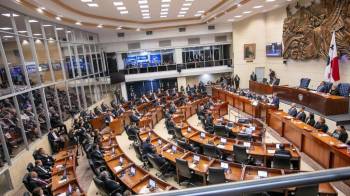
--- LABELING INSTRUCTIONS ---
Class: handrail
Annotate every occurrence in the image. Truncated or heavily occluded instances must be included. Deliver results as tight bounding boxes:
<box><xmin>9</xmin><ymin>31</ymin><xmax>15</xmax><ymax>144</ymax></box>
<box><xmin>146</xmin><ymin>166</ymin><xmax>350</xmax><ymax>196</ymax></box>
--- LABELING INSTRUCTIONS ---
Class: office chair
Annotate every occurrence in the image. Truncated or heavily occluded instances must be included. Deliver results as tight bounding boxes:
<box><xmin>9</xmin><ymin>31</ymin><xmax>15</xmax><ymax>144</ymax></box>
<box><xmin>323</xmin><ymin>81</ymin><xmax>333</xmax><ymax>93</ymax></box>
<box><xmin>26</xmin><ymin>162</ymin><xmax>34</xmax><ymax>172</ymax></box>
<box><xmin>177</xmin><ymin>139</ymin><xmax>200</xmax><ymax>153</ymax></box>
<box><xmin>132</xmin><ymin>142</ymin><xmax>149</xmax><ymax>170</ymax></box>
<box><xmin>338</xmin><ymin>83</ymin><xmax>350</xmax><ymax>97</ymax></box>
<box><xmin>88</xmin><ymin>159</ymin><xmax>107</xmax><ymax>177</ymax></box>
<box><xmin>146</xmin><ymin>154</ymin><xmax>174</xmax><ymax>180</ymax></box>
<box><xmin>214</xmin><ymin>124</ymin><xmax>228</xmax><ymax>137</ymax></box>
<box><xmin>208</xmin><ymin>167</ymin><xmax>226</xmax><ymax>184</ymax></box>
<box><xmin>262</xmin><ymin>78</ymin><xmax>268</xmax><ymax>84</ymax></box>
<box><xmin>299</xmin><ymin>78</ymin><xmax>311</xmax><ymax>89</ymax></box>
<box><xmin>125</xmin><ymin>126</ymin><xmax>137</xmax><ymax>149</ymax></box>
<box><xmin>232</xmin><ymin>144</ymin><xmax>253</xmax><ymax>165</ymax></box>
<box><xmin>271</xmin><ymin>154</ymin><xmax>292</xmax><ymax>169</ymax></box>
<box><xmin>175</xmin><ymin>158</ymin><xmax>195</xmax><ymax>187</ymax></box>
<box><xmin>174</xmin><ymin>127</ymin><xmax>184</xmax><ymax>140</ymax></box>
<box><xmin>295</xmin><ymin>184</ymin><xmax>319</xmax><ymax>196</ymax></box>
<box><xmin>93</xmin><ymin>176</ymin><xmax>109</xmax><ymax>196</ymax></box>
<box><xmin>22</xmin><ymin>173</ymin><xmax>34</xmax><ymax>193</ymax></box>
<box><xmin>237</xmin><ymin>133</ymin><xmax>252</xmax><ymax>142</ymax></box>
<box><xmin>203</xmin><ymin>143</ymin><xmax>222</xmax><ymax>159</ymax></box>
<box><xmin>165</xmin><ymin>120</ymin><xmax>175</xmax><ymax>137</ymax></box>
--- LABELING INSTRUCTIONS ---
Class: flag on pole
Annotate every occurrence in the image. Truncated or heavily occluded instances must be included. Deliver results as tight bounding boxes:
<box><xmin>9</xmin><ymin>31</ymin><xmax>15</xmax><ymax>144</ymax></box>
<box><xmin>324</xmin><ymin>31</ymin><xmax>340</xmax><ymax>82</ymax></box>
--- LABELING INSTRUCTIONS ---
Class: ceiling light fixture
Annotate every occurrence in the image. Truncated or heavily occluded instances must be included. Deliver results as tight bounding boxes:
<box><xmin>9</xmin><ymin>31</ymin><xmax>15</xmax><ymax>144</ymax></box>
<box><xmin>42</xmin><ymin>24</ymin><xmax>52</xmax><ymax>27</ymax></box>
<box><xmin>113</xmin><ymin>2</ymin><xmax>123</xmax><ymax>6</ymax></box>
<box><xmin>161</xmin><ymin>0</ymin><xmax>171</xmax><ymax>2</ymax></box>
<box><xmin>138</xmin><ymin>0</ymin><xmax>148</xmax><ymax>4</ymax></box>
<box><xmin>141</xmin><ymin>9</ymin><xmax>149</xmax><ymax>13</ymax></box>
<box><xmin>120</xmin><ymin>11</ymin><xmax>128</xmax><ymax>14</ymax></box>
<box><xmin>55</xmin><ymin>16</ymin><xmax>61</xmax><ymax>21</ymax></box>
<box><xmin>117</xmin><ymin>6</ymin><xmax>126</xmax><ymax>10</ymax></box>
<box><xmin>117</xmin><ymin>26</ymin><xmax>122</xmax><ymax>30</ymax></box>
<box><xmin>0</xmin><ymin>27</ymin><xmax>12</xmax><ymax>30</ymax></box>
<box><xmin>36</xmin><ymin>8</ymin><xmax>44</xmax><ymax>13</ymax></box>
<box><xmin>136</xmin><ymin>28</ymin><xmax>140</xmax><ymax>31</ymax></box>
<box><xmin>177</xmin><ymin>15</ymin><xmax>185</xmax><ymax>17</ymax></box>
<box><xmin>75</xmin><ymin>22</ymin><xmax>82</xmax><ymax>25</ymax></box>
<box><xmin>194</xmin><ymin>14</ymin><xmax>201</xmax><ymax>17</ymax></box>
<box><xmin>181</xmin><ymin>7</ymin><xmax>189</xmax><ymax>11</ymax></box>
<box><xmin>140</xmin><ymin>5</ymin><xmax>149</xmax><ymax>8</ymax></box>
<box><xmin>234</xmin><ymin>15</ymin><xmax>242</xmax><ymax>18</ymax></box>
<box><xmin>1</xmin><ymin>13</ymin><xmax>19</xmax><ymax>17</ymax></box>
<box><xmin>183</xmin><ymin>3</ymin><xmax>191</xmax><ymax>6</ymax></box>
<box><xmin>253</xmin><ymin>5</ymin><xmax>263</xmax><ymax>9</ymax></box>
<box><xmin>33</xmin><ymin>33</ymin><xmax>42</xmax><ymax>36</ymax></box>
<box><xmin>227</xmin><ymin>19</ymin><xmax>235</xmax><ymax>22</ymax></box>
<box><xmin>56</xmin><ymin>28</ymin><xmax>64</xmax><ymax>30</ymax></box>
<box><xmin>143</xmin><ymin>16</ymin><xmax>151</xmax><ymax>19</ymax></box>
<box><xmin>28</xmin><ymin>19</ymin><xmax>38</xmax><ymax>23</ymax></box>
<box><xmin>266</xmin><ymin>0</ymin><xmax>275</xmax><ymax>2</ymax></box>
<box><xmin>97</xmin><ymin>24</ymin><xmax>103</xmax><ymax>28</ymax></box>
<box><xmin>160</xmin><ymin>12</ymin><xmax>168</xmax><ymax>15</ymax></box>
<box><xmin>197</xmin><ymin>10</ymin><xmax>204</xmax><ymax>13</ymax></box>
<box><xmin>160</xmin><ymin>15</ymin><xmax>167</xmax><ymax>18</ymax></box>
<box><xmin>161</xmin><ymin>8</ymin><xmax>169</xmax><ymax>11</ymax></box>
<box><xmin>18</xmin><ymin>30</ymin><xmax>27</xmax><ymax>33</ymax></box>
<box><xmin>87</xmin><ymin>3</ymin><xmax>99</xmax><ymax>7</ymax></box>
<box><xmin>179</xmin><ymin>11</ymin><xmax>187</xmax><ymax>14</ymax></box>
<box><xmin>81</xmin><ymin>0</ymin><xmax>93</xmax><ymax>2</ymax></box>
<box><xmin>243</xmin><ymin>11</ymin><xmax>252</xmax><ymax>14</ymax></box>
<box><xmin>3</xmin><ymin>35</ymin><xmax>14</xmax><ymax>38</ymax></box>
<box><xmin>161</xmin><ymin>4</ymin><xmax>170</xmax><ymax>7</ymax></box>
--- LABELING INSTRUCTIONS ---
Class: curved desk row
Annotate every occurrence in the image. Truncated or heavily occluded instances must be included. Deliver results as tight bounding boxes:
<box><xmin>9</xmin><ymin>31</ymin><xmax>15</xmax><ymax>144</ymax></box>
<box><xmin>138</xmin><ymin>129</ymin><xmax>335</xmax><ymax>195</ymax></box>
<box><xmin>100</xmin><ymin>134</ymin><xmax>176</xmax><ymax>194</ymax></box>
<box><xmin>51</xmin><ymin>147</ymin><xmax>85</xmax><ymax>195</ymax></box>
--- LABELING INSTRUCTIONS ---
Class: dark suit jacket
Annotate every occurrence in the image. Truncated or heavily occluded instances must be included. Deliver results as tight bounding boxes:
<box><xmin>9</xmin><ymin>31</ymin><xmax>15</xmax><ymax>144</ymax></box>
<box><xmin>332</xmin><ymin>131</ymin><xmax>348</xmax><ymax>143</ymax></box>
<box><xmin>314</xmin><ymin>122</ymin><xmax>328</xmax><ymax>133</ymax></box>
<box><xmin>275</xmin><ymin>149</ymin><xmax>291</xmax><ymax>157</ymax></box>
<box><xmin>103</xmin><ymin>179</ymin><xmax>122</xmax><ymax>193</ymax></box>
<box><xmin>48</xmin><ymin>131</ymin><xmax>59</xmax><ymax>143</ymax></box>
<box><xmin>296</xmin><ymin>111</ymin><xmax>306</xmax><ymax>122</ymax></box>
<box><xmin>91</xmin><ymin>150</ymin><xmax>104</xmax><ymax>160</ymax></box>
<box><xmin>271</xmin><ymin>97</ymin><xmax>280</xmax><ymax>108</ymax></box>
<box><xmin>288</xmin><ymin>108</ymin><xmax>298</xmax><ymax>117</ymax></box>
<box><xmin>316</xmin><ymin>85</ymin><xmax>326</xmax><ymax>93</ymax></box>
<box><xmin>36</xmin><ymin>154</ymin><xmax>54</xmax><ymax>167</ymax></box>
<box><xmin>33</xmin><ymin>166</ymin><xmax>51</xmax><ymax>179</ymax></box>
<box><xmin>130</xmin><ymin>114</ymin><xmax>140</xmax><ymax>122</ymax></box>
<box><xmin>141</xmin><ymin>143</ymin><xmax>155</xmax><ymax>155</ymax></box>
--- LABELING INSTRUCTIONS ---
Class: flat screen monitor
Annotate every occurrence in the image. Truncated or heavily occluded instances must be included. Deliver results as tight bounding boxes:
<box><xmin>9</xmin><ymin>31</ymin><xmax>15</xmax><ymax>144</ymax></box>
<box><xmin>266</xmin><ymin>42</ymin><xmax>282</xmax><ymax>57</ymax></box>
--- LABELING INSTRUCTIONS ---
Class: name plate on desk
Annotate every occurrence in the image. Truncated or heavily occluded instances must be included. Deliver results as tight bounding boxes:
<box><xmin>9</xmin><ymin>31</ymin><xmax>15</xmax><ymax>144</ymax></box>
<box><xmin>114</xmin><ymin>166</ymin><xmax>123</xmax><ymax>172</ymax></box>
<box><xmin>243</xmin><ymin>142</ymin><xmax>251</xmax><ymax>148</ymax></box>
<box><xmin>217</xmin><ymin>144</ymin><xmax>225</xmax><ymax>149</ymax></box>
<box><xmin>267</xmin><ymin>150</ymin><xmax>275</xmax><ymax>154</ymax></box>
<box><xmin>258</xmin><ymin>170</ymin><xmax>268</xmax><ymax>178</ymax></box>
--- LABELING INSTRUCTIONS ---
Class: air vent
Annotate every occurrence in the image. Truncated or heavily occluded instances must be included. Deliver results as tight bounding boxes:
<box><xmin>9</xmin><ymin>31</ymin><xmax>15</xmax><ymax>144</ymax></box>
<box><xmin>179</xmin><ymin>27</ymin><xmax>186</xmax><ymax>32</ymax></box>
<box><xmin>128</xmin><ymin>42</ymin><xmax>141</xmax><ymax>50</ymax></box>
<box><xmin>88</xmin><ymin>36</ymin><xmax>94</xmax><ymax>40</ymax></box>
<box><xmin>215</xmin><ymin>35</ymin><xmax>227</xmax><ymax>42</ymax></box>
<box><xmin>159</xmin><ymin>40</ymin><xmax>171</xmax><ymax>47</ymax></box>
<box><xmin>188</xmin><ymin>38</ymin><xmax>200</xmax><ymax>45</ymax></box>
<box><xmin>146</xmin><ymin>31</ymin><xmax>153</xmax><ymax>35</ymax></box>
<box><xmin>208</xmin><ymin>25</ymin><xmax>215</xmax><ymax>30</ymax></box>
<box><xmin>117</xmin><ymin>32</ymin><xmax>125</xmax><ymax>38</ymax></box>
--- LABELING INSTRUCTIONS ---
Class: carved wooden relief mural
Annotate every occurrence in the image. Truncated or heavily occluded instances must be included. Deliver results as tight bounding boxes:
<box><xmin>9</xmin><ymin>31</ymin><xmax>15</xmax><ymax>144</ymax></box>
<box><xmin>282</xmin><ymin>0</ymin><xmax>350</xmax><ymax>60</ymax></box>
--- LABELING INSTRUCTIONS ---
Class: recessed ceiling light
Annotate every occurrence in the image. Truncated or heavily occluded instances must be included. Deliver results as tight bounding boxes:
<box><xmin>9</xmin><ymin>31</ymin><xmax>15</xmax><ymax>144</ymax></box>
<box><xmin>97</xmin><ymin>24</ymin><xmax>103</xmax><ymax>28</ymax></box>
<box><xmin>183</xmin><ymin>3</ymin><xmax>191</xmax><ymax>6</ymax></box>
<box><xmin>266</xmin><ymin>0</ymin><xmax>275</xmax><ymax>2</ymax></box>
<box><xmin>117</xmin><ymin>26</ymin><xmax>122</xmax><ymax>30</ymax></box>
<box><xmin>160</xmin><ymin>15</ymin><xmax>167</xmax><ymax>18</ymax></box>
<box><xmin>18</xmin><ymin>30</ymin><xmax>27</xmax><ymax>33</ymax></box>
<box><xmin>234</xmin><ymin>15</ymin><xmax>242</xmax><ymax>18</ymax></box>
<box><xmin>138</xmin><ymin>0</ymin><xmax>148</xmax><ymax>4</ymax></box>
<box><xmin>161</xmin><ymin>4</ymin><xmax>170</xmax><ymax>7</ymax></box>
<box><xmin>1</xmin><ymin>13</ymin><xmax>19</xmax><ymax>17</ymax></box>
<box><xmin>3</xmin><ymin>35</ymin><xmax>14</xmax><ymax>38</ymax></box>
<box><xmin>55</xmin><ymin>16</ymin><xmax>61</xmax><ymax>21</ymax></box>
<box><xmin>243</xmin><ymin>11</ymin><xmax>252</xmax><ymax>14</ymax></box>
<box><xmin>161</xmin><ymin>8</ymin><xmax>169</xmax><ymax>11</ymax></box>
<box><xmin>181</xmin><ymin>7</ymin><xmax>189</xmax><ymax>11</ymax></box>
<box><xmin>253</xmin><ymin>5</ymin><xmax>263</xmax><ymax>9</ymax></box>
<box><xmin>142</xmin><ymin>13</ymin><xmax>150</xmax><ymax>16</ymax></box>
<box><xmin>179</xmin><ymin>11</ymin><xmax>187</xmax><ymax>14</ymax></box>
<box><xmin>120</xmin><ymin>10</ymin><xmax>129</xmax><ymax>14</ymax></box>
<box><xmin>197</xmin><ymin>10</ymin><xmax>205</xmax><ymax>13</ymax></box>
<box><xmin>177</xmin><ymin>15</ymin><xmax>185</xmax><ymax>17</ymax></box>
<box><xmin>67</xmin><ymin>31</ymin><xmax>71</xmax><ymax>33</ymax></box>
<box><xmin>0</xmin><ymin>27</ymin><xmax>12</xmax><ymax>30</ymax></box>
<box><xmin>140</xmin><ymin>5</ymin><xmax>149</xmax><ymax>9</ymax></box>
<box><xmin>194</xmin><ymin>14</ymin><xmax>201</xmax><ymax>17</ymax></box>
<box><xmin>185</xmin><ymin>0</ymin><xmax>194</xmax><ymax>1</ymax></box>
<box><xmin>28</xmin><ymin>19</ymin><xmax>38</xmax><ymax>23</ymax></box>
<box><xmin>75</xmin><ymin>22</ymin><xmax>82</xmax><ymax>25</ymax></box>
<box><xmin>141</xmin><ymin>9</ymin><xmax>149</xmax><ymax>13</ymax></box>
<box><xmin>113</xmin><ymin>2</ymin><xmax>123</xmax><ymax>6</ymax></box>
<box><xmin>136</xmin><ymin>28</ymin><xmax>140</xmax><ymax>31</ymax></box>
<box><xmin>117</xmin><ymin>6</ymin><xmax>126</xmax><ymax>10</ymax></box>
<box><xmin>56</xmin><ymin>28</ymin><xmax>64</xmax><ymax>30</ymax></box>
<box><xmin>237</xmin><ymin>3</ymin><xmax>241</xmax><ymax>7</ymax></box>
<box><xmin>42</xmin><ymin>24</ymin><xmax>52</xmax><ymax>27</ymax></box>
<box><xmin>143</xmin><ymin>16</ymin><xmax>151</xmax><ymax>19</ymax></box>
<box><xmin>160</xmin><ymin>12</ymin><xmax>168</xmax><ymax>15</ymax></box>
<box><xmin>161</xmin><ymin>0</ymin><xmax>171</xmax><ymax>2</ymax></box>
<box><xmin>36</xmin><ymin>8</ymin><xmax>44</xmax><ymax>13</ymax></box>
<box><xmin>87</xmin><ymin>3</ymin><xmax>99</xmax><ymax>7</ymax></box>
<box><xmin>227</xmin><ymin>19</ymin><xmax>235</xmax><ymax>22</ymax></box>
<box><xmin>81</xmin><ymin>0</ymin><xmax>92</xmax><ymax>2</ymax></box>
<box><xmin>33</xmin><ymin>33</ymin><xmax>42</xmax><ymax>36</ymax></box>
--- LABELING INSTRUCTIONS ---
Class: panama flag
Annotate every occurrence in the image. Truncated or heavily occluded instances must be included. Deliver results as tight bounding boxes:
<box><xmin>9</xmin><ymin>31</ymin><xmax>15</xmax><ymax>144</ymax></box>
<box><xmin>324</xmin><ymin>31</ymin><xmax>340</xmax><ymax>82</ymax></box>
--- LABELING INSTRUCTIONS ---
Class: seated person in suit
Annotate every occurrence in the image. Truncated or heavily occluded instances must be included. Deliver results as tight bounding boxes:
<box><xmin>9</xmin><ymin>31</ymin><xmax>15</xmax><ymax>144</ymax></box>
<box><xmin>141</xmin><ymin>137</ymin><xmax>156</xmax><ymax>155</ymax></box>
<box><xmin>91</xmin><ymin>144</ymin><xmax>104</xmax><ymax>161</ymax></box>
<box><xmin>169</xmin><ymin>101</ymin><xmax>177</xmax><ymax>114</ymax></box>
<box><xmin>329</xmin><ymin>85</ymin><xmax>340</xmax><ymax>96</ymax></box>
<box><xmin>151</xmin><ymin>92</ymin><xmax>158</xmax><ymax>101</ymax></box>
<box><xmin>306</xmin><ymin>113</ymin><xmax>316</xmax><ymax>127</ymax></box>
<box><xmin>130</xmin><ymin>109</ymin><xmax>141</xmax><ymax>124</ymax></box>
<box><xmin>33</xmin><ymin>160</ymin><xmax>51</xmax><ymax>180</ymax></box>
<box><xmin>29</xmin><ymin>171</ymin><xmax>51</xmax><ymax>193</ymax></box>
<box><xmin>198</xmin><ymin>104</ymin><xmax>206</xmax><ymax>117</ymax></box>
<box><xmin>206</xmin><ymin>112</ymin><xmax>213</xmax><ymax>128</ymax></box>
<box><xmin>104</xmin><ymin>110</ymin><xmax>115</xmax><ymax>126</ymax></box>
<box><xmin>270</xmin><ymin>94</ymin><xmax>280</xmax><ymax>108</ymax></box>
<box><xmin>48</xmin><ymin>128</ymin><xmax>64</xmax><ymax>152</ymax></box>
<box><xmin>287</xmin><ymin>103</ymin><xmax>298</xmax><ymax>117</ymax></box>
<box><xmin>35</xmin><ymin>148</ymin><xmax>54</xmax><ymax>168</ymax></box>
<box><xmin>164</xmin><ymin>109</ymin><xmax>172</xmax><ymax>119</ymax></box>
<box><xmin>314</xmin><ymin>117</ymin><xmax>328</xmax><ymax>133</ymax></box>
<box><xmin>127</xmin><ymin>123</ymin><xmax>140</xmax><ymax>136</ymax></box>
<box><xmin>316</xmin><ymin>81</ymin><xmax>327</xmax><ymax>93</ymax></box>
<box><xmin>99</xmin><ymin>171</ymin><xmax>124</xmax><ymax>195</ymax></box>
<box><xmin>116</xmin><ymin>104</ymin><xmax>125</xmax><ymax>116</ymax></box>
<box><xmin>275</xmin><ymin>144</ymin><xmax>291</xmax><ymax>157</ymax></box>
<box><xmin>101</xmin><ymin>102</ymin><xmax>108</xmax><ymax>112</ymax></box>
<box><xmin>330</xmin><ymin>125</ymin><xmax>348</xmax><ymax>143</ymax></box>
<box><xmin>250</xmin><ymin>71</ymin><xmax>257</xmax><ymax>81</ymax></box>
<box><xmin>154</xmin><ymin>98</ymin><xmax>162</xmax><ymax>106</ymax></box>
<box><xmin>296</xmin><ymin>106</ymin><xmax>306</xmax><ymax>122</ymax></box>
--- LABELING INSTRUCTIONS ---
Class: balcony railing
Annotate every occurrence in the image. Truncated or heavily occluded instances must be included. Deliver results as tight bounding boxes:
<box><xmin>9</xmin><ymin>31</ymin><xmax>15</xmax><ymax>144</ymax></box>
<box><xmin>120</xmin><ymin>59</ymin><xmax>232</xmax><ymax>75</ymax></box>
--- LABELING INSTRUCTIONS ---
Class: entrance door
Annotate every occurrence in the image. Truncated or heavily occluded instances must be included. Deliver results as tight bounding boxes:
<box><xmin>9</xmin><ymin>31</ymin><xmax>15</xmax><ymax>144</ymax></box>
<box><xmin>255</xmin><ymin>67</ymin><xmax>265</xmax><ymax>82</ymax></box>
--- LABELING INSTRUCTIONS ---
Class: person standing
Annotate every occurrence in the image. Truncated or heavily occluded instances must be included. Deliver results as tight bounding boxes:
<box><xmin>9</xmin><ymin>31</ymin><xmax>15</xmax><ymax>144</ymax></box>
<box><xmin>234</xmin><ymin>75</ymin><xmax>240</xmax><ymax>89</ymax></box>
<box><xmin>250</xmin><ymin>72</ymin><xmax>257</xmax><ymax>81</ymax></box>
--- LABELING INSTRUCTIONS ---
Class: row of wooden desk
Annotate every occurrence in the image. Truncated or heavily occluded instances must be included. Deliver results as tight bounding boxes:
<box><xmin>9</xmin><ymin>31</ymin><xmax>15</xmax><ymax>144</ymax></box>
<box><xmin>248</xmin><ymin>81</ymin><xmax>349</xmax><ymax>115</ymax></box>
<box><xmin>51</xmin><ymin>147</ymin><xmax>85</xmax><ymax>196</ymax></box>
<box><xmin>138</xmin><ymin>129</ymin><xmax>335</xmax><ymax>195</ymax></box>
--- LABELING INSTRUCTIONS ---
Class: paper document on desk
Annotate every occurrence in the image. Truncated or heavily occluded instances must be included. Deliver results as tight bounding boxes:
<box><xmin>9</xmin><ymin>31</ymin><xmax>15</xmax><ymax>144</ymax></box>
<box><xmin>114</xmin><ymin>166</ymin><xmax>122</xmax><ymax>172</ymax></box>
<box><xmin>217</xmin><ymin>144</ymin><xmax>225</xmax><ymax>149</ymax></box>
<box><xmin>189</xmin><ymin>163</ymin><xmax>197</xmax><ymax>168</ymax></box>
<box><xmin>258</xmin><ymin>171</ymin><xmax>268</xmax><ymax>178</ymax></box>
<box><xmin>139</xmin><ymin>187</ymin><xmax>151</xmax><ymax>194</ymax></box>
<box><xmin>267</xmin><ymin>150</ymin><xmax>275</xmax><ymax>154</ymax></box>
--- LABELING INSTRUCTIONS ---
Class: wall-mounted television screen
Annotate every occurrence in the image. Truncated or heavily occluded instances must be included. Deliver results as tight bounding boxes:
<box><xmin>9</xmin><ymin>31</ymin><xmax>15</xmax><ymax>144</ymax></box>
<box><xmin>266</xmin><ymin>42</ymin><xmax>282</xmax><ymax>57</ymax></box>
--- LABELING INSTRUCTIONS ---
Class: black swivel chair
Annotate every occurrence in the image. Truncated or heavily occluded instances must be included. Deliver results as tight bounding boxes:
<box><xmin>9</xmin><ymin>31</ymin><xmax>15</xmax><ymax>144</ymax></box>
<box><xmin>93</xmin><ymin>176</ymin><xmax>109</xmax><ymax>196</ymax></box>
<box><xmin>272</xmin><ymin>154</ymin><xmax>292</xmax><ymax>169</ymax></box>
<box><xmin>26</xmin><ymin>162</ymin><xmax>34</xmax><ymax>172</ymax></box>
<box><xmin>214</xmin><ymin>124</ymin><xmax>228</xmax><ymax>137</ymax></box>
<box><xmin>125</xmin><ymin>126</ymin><xmax>137</xmax><ymax>149</ymax></box>
<box><xmin>22</xmin><ymin>173</ymin><xmax>34</xmax><ymax>193</ymax></box>
<box><xmin>231</xmin><ymin>144</ymin><xmax>253</xmax><ymax>165</ymax></box>
<box><xmin>177</xmin><ymin>139</ymin><xmax>200</xmax><ymax>153</ymax></box>
<box><xmin>208</xmin><ymin>167</ymin><xmax>226</xmax><ymax>185</ymax></box>
<box><xmin>237</xmin><ymin>133</ymin><xmax>252</xmax><ymax>142</ymax></box>
<box><xmin>175</xmin><ymin>158</ymin><xmax>195</xmax><ymax>187</ymax></box>
<box><xmin>299</xmin><ymin>78</ymin><xmax>311</xmax><ymax>89</ymax></box>
<box><xmin>146</xmin><ymin>154</ymin><xmax>173</xmax><ymax>179</ymax></box>
<box><xmin>295</xmin><ymin>184</ymin><xmax>319</xmax><ymax>196</ymax></box>
<box><xmin>203</xmin><ymin>143</ymin><xmax>222</xmax><ymax>159</ymax></box>
<box><xmin>132</xmin><ymin>142</ymin><xmax>149</xmax><ymax>170</ymax></box>
<box><xmin>174</xmin><ymin>127</ymin><xmax>183</xmax><ymax>140</ymax></box>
